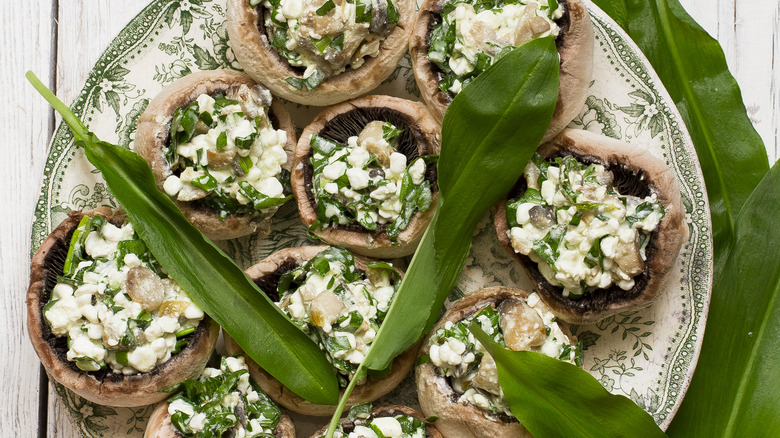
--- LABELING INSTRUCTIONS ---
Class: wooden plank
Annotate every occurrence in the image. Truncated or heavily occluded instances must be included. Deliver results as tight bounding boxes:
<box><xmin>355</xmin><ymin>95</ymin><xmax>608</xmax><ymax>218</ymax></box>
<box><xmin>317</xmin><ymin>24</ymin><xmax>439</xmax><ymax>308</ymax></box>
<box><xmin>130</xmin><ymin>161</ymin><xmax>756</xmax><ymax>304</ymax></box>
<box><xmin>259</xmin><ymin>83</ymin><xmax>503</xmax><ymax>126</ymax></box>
<box><xmin>47</xmin><ymin>2</ymin><xmax>149</xmax><ymax>436</ymax></box>
<box><xmin>731</xmin><ymin>0</ymin><xmax>779</xmax><ymax>162</ymax></box>
<box><xmin>0</xmin><ymin>0</ymin><xmax>55</xmax><ymax>435</ymax></box>
<box><xmin>682</xmin><ymin>0</ymin><xmax>778</xmax><ymax>162</ymax></box>
<box><xmin>681</xmin><ymin>0</ymin><xmax>721</xmax><ymax>38</ymax></box>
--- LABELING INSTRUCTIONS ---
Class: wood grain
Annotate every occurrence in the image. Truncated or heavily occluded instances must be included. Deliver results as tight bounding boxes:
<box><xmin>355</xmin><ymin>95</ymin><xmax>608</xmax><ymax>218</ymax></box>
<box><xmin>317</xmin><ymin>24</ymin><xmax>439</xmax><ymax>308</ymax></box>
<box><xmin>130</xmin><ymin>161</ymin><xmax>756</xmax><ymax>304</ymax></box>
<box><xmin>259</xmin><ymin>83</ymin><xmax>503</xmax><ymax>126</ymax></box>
<box><xmin>0</xmin><ymin>0</ymin><xmax>54</xmax><ymax>435</ymax></box>
<box><xmin>0</xmin><ymin>0</ymin><xmax>776</xmax><ymax>436</ymax></box>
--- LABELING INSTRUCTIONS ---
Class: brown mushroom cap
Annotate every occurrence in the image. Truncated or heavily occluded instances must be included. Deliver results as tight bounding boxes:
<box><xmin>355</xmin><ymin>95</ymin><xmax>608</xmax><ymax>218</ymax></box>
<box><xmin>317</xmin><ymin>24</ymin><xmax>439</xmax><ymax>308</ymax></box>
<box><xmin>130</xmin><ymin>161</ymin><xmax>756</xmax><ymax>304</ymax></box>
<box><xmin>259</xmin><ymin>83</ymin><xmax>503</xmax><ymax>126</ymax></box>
<box><xmin>494</xmin><ymin>129</ymin><xmax>688</xmax><ymax>324</ymax></box>
<box><xmin>292</xmin><ymin>95</ymin><xmax>441</xmax><ymax>258</ymax></box>
<box><xmin>226</xmin><ymin>0</ymin><xmax>414</xmax><ymax>106</ymax></box>
<box><xmin>309</xmin><ymin>404</ymin><xmax>442</xmax><ymax>437</ymax></box>
<box><xmin>144</xmin><ymin>399</ymin><xmax>296</xmax><ymax>438</ymax></box>
<box><xmin>26</xmin><ymin>208</ymin><xmax>220</xmax><ymax>407</ymax></box>
<box><xmin>416</xmin><ymin>286</ymin><xmax>576</xmax><ymax>438</ymax></box>
<box><xmin>135</xmin><ymin>69</ymin><xmax>296</xmax><ymax>240</ymax></box>
<box><xmin>409</xmin><ymin>0</ymin><xmax>593</xmax><ymax>142</ymax></box>
<box><xmin>224</xmin><ymin>245</ymin><xmax>419</xmax><ymax>416</ymax></box>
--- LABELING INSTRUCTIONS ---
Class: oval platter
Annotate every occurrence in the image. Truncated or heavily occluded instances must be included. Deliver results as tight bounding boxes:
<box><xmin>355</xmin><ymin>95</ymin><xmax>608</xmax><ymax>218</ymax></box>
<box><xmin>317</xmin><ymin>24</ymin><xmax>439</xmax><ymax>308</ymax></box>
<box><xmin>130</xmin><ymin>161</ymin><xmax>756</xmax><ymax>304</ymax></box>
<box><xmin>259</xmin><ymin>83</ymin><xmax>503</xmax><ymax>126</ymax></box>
<box><xmin>29</xmin><ymin>0</ymin><xmax>713</xmax><ymax>435</ymax></box>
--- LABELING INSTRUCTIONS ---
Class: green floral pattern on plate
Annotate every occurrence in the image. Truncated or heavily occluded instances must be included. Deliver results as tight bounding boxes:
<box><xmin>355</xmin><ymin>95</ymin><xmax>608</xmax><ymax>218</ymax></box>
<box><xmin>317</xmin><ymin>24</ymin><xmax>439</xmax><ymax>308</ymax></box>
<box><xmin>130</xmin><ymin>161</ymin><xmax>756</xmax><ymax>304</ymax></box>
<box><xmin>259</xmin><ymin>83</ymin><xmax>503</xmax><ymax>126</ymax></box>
<box><xmin>30</xmin><ymin>1</ymin><xmax>712</xmax><ymax>435</ymax></box>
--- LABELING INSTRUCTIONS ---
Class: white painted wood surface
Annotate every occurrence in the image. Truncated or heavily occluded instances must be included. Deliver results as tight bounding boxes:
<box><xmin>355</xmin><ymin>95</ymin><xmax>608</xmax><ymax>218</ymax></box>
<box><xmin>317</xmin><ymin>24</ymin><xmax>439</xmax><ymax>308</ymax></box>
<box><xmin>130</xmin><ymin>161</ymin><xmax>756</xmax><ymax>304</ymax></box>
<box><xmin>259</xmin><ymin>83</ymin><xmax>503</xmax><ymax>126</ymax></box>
<box><xmin>1</xmin><ymin>0</ymin><xmax>777</xmax><ymax>435</ymax></box>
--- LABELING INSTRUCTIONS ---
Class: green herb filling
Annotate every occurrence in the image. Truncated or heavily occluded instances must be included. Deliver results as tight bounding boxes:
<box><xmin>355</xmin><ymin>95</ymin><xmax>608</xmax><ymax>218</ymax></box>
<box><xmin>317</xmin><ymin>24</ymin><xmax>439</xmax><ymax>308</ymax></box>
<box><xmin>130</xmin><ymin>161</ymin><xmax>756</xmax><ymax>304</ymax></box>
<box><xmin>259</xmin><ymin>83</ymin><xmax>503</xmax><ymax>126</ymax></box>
<box><xmin>428</xmin><ymin>0</ymin><xmax>563</xmax><ymax>94</ymax></box>
<box><xmin>428</xmin><ymin>293</ymin><xmax>581</xmax><ymax>417</ymax></box>
<box><xmin>506</xmin><ymin>154</ymin><xmax>666</xmax><ymax>297</ymax></box>
<box><xmin>309</xmin><ymin>121</ymin><xmax>433</xmax><ymax>241</ymax></box>
<box><xmin>259</xmin><ymin>0</ymin><xmax>400</xmax><ymax>90</ymax></box>
<box><xmin>333</xmin><ymin>404</ymin><xmax>427</xmax><ymax>438</ymax></box>
<box><xmin>44</xmin><ymin>216</ymin><xmax>204</xmax><ymax>374</ymax></box>
<box><xmin>276</xmin><ymin>247</ymin><xmax>400</xmax><ymax>386</ymax></box>
<box><xmin>163</xmin><ymin>84</ymin><xmax>291</xmax><ymax>220</ymax></box>
<box><xmin>167</xmin><ymin>356</ymin><xmax>283</xmax><ymax>438</ymax></box>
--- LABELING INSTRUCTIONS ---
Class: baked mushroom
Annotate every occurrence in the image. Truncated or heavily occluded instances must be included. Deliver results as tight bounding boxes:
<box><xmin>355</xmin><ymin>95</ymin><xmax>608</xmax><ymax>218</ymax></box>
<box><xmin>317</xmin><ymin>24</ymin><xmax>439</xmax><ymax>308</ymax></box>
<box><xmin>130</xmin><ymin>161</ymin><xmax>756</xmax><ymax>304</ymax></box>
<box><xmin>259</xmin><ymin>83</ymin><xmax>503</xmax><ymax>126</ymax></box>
<box><xmin>495</xmin><ymin>129</ymin><xmax>688</xmax><ymax>324</ymax></box>
<box><xmin>416</xmin><ymin>286</ymin><xmax>579</xmax><ymax>438</ymax></box>
<box><xmin>311</xmin><ymin>404</ymin><xmax>442</xmax><ymax>437</ymax></box>
<box><xmin>135</xmin><ymin>69</ymin><xmax>296</xmax><ymax>240</ymax></box>
<box><xmin>144</xmin><ymin>355</ymin><xmax>295</xmax><ymax>438</ymax></box>
<box><xmin>292</xmin><ymin>95</ymin><xmax>440</xmax><ymax>258</ymax></box>
<box><xmin>410</xmin><ymin>0</ymin><xmax>593</xmax><ymax>141</ymax></box>
<box><xmin>225</xmin><ymin>245</ymin><xmax>418</xmax><ymax>416</ymax></box>
<box><xmin>226</xmin><ymin>0</ymin><xmax>414</xmax><ymax>106</ymax></box>
<box><xmin>27</xmin><ymin>208</ymin><xmax>219</xmax><ymax>407</ymax></box>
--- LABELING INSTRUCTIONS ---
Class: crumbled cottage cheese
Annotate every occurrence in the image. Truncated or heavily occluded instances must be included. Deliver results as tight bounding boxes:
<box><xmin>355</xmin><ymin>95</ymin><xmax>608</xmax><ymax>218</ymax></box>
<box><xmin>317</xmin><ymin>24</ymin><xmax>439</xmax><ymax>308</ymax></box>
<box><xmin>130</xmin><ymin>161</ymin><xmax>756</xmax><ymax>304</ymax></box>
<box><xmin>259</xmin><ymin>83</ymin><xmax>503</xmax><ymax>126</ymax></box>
<box><xmin>309</xmin><ymin>121</ymin><xmax>432</xmax><ymax>240</ymax></box>
<box><xmin>275</xmin><ymin>247</ymin><xmax>399</xmax><ymax>384</ymax></box>
<box><xmin>506</xmin><ymin>154</ymin><xmax>665</xmax><ymax>297</ymax></box>
<box><xmin>262</xmin><ymin>0</ymin><xmax>400</xmax><ymax>89</ymax></box>
<box><xmin>44</xmin><ymin>216</ymin><xmax>204</xmax><ymax>374</ymax></box>
<box><xmin>163</xmin><ymin>84</ymin><xmax>290</xmax><ymax>220</ymax></box>
<box><xmin>167</xmin><ymin>356</ymin><xmax>283</xmax><ymax>437</ymax></box>
<box><xmin>428</xmin><ymin>0</ymin><xmax>564</xmax><ymax>93</ymax></box>
<box><xmin>428</xmin><ymin>294</ymin><xmax>580</xmax><ymax>416</ymax></box>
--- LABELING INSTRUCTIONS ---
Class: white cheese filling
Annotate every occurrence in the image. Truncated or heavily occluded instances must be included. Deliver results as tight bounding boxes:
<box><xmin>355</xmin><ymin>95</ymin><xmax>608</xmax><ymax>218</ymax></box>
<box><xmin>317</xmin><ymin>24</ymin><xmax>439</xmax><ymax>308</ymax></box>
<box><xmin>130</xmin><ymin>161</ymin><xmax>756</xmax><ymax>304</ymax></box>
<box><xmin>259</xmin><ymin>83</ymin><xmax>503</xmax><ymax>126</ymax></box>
<box><xmin>434</xmin><ymin>0</ymin><xmax>563</xmax><ymax>94</ymax></box>
<box><xmin>276</xmin><ymin>248</ymin><xmax>397</xmax><ymax>382</ymax></box>
<box><xmin>168</xmin><ymin>356</ymin><xmax>282</xmax><ymax>437</ymax></box>
<box><xmin>507</xmin><ymin>155</ymin><xmax>666</xmax><ymax>297</ymax></box>
<box><xmin>44</xmin><ymin>220</ymin><xmax>204</xmax><ymax>374</ymax></box>
<box><xmin>311</xmin><ymin>121</ymin><xmax>430</xmax><ymax>231</ymax></box>
<box><xmin>163</xmin><ymin>86</ymin><xmax>289</xmax><ymax>217</ymax></box>
<box><xmin>333</xmin><ymin>410</ymin><xmax>426</xmax><ymax>438</ymax></box>
<box><xmin>264</xmin><ymin>0</ymin><xmax>394</xmax><ymax>81</ymax></box>
<box><xmin>428</xmin><ymin>293</ymin><xmax>578</xmax><ymax>417</ymax></box>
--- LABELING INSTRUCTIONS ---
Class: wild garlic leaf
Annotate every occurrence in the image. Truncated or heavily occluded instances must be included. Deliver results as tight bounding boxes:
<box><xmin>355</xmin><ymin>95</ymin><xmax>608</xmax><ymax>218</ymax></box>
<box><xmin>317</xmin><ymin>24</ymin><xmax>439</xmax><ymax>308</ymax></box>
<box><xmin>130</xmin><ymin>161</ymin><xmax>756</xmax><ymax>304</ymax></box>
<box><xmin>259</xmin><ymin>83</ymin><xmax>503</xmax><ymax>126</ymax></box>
<box><xmin>364</xmin><ymin>36</ymin><xmax>559</xmax><ymax>373</ymax></box>
<box><xmin>590</xmin><ymin>0</ymin><xmax>769</xmax><ymax>269</ymax></box>
<box><xmin>668</xmin><ymin>162</ymin><xmax>780</xmax><ymax>436</ymax></box>
<box><xmin>470</xmin><ymin>324</ymin><xmax>666</xmax><ymax>438</ymax></box>
<box><xmin>26</xmin><ymin>71</ymin><xmax>339</xmax><ymax>406</ymax></box>
<box><xmin>323</xmin><ymin>37</ymin><xmax>560</xmax><ymax>438</ymax></box>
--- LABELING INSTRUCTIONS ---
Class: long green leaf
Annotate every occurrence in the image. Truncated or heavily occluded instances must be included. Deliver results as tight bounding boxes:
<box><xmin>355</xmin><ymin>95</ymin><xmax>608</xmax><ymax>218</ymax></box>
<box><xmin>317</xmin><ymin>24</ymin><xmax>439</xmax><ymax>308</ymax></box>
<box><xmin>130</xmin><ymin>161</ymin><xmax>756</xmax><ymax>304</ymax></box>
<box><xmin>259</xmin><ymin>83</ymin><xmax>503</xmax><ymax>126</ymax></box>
<box><xmin>364</xmin><ymin>37</ymin><xmax>560</xmax><ymax>371</ymax></box>
<box><xmin>667</xmin><ymin>161</ymin><xmax>780</xmax><ymax>436</ymax></box>
<box><xmin>589</xmin><ymin>2</ymin><xmax>778</xmax><ymax>433</ymax></box>
<box><xmin>26</xmin><ymin>71</ymin><xmax>339</xmax><ymax>405</ymax></box>
<box><xmin>470</xmin><ymin>324</ymin><xmax>666</xmax><ymax>437</ymax></box>
<box><xmin>590</xmin><ymin>0</ymin><xmax>769</xmax><ymax>269</ymax></box>
<box><xmin>324</xmin><ymin>37</ymin><xmax>560</xmax><ymax>438</ymax></box>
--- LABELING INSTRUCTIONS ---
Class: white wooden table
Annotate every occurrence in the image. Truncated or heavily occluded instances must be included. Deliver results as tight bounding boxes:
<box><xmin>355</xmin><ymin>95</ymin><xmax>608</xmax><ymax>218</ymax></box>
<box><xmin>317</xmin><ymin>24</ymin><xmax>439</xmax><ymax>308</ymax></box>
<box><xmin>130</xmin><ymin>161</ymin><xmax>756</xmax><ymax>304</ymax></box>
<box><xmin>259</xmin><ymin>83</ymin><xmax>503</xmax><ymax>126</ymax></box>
<box><xmin>2</xmin><ymin>0</ymin><xmax>777</xmax><ymax>435</ymax></box>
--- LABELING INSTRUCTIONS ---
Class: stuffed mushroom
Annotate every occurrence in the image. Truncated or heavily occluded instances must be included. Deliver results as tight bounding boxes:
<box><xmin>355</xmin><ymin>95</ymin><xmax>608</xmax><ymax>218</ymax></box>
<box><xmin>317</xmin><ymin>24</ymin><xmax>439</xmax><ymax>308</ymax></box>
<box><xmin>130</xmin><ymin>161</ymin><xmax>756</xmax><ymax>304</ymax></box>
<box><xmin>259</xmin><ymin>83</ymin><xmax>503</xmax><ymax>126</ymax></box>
<box><xmin>225</xmin><ymin>245</ymin><xmax>418</xmax><ymax>415</ymax></box>
<box><xmin>495</xmin><ymin>129</ymin><xmax>687</xmax><ymax>324</ymax></box>
<box><xmin>410</xmin><ymin>0</ymin><xmax>593</xmax><ymax>141</ymax></box>
<box><xmin>227</xmin><ymin>0</ymin><xmax>414</xmax><ymax>106</ymax></box>
<box><xmin>135</xmin><ymin>69</ymin><xmax>296</xmax><ymax>240</ymax></box>
<box><xmin>27</xmin><ymin>208</ymin><xmax>219</xmax><ymax>407</ymax></box>
<box><xmin>416</xmin><ymin>286</ymin><xmax>580</xmax><ymax>438</ymax></box>
<box><xmin>144</xmin><ymin>355</ymin><xmax>295</xmax><ymax>438</ymax></box>
<box><xmin>292</xmin><ymin>95</ymin><xmax>440</xmax><ymax>258</ymax></box>
<box><xmin>311</xmin><ymin>404</ymin><xmax>442</xmax><ymax>438</ymax></box>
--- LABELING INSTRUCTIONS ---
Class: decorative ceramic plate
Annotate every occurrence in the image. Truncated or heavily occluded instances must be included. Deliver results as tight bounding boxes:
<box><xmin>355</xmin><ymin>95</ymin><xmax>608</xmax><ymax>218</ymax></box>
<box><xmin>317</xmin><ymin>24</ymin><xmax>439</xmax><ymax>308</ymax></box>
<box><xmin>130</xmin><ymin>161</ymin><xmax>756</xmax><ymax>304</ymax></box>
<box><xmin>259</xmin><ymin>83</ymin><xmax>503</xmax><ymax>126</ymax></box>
<box><xmin>30</xmin><ymin>0</ymin><xmax>713</xmax><ymax>435</ymax></box>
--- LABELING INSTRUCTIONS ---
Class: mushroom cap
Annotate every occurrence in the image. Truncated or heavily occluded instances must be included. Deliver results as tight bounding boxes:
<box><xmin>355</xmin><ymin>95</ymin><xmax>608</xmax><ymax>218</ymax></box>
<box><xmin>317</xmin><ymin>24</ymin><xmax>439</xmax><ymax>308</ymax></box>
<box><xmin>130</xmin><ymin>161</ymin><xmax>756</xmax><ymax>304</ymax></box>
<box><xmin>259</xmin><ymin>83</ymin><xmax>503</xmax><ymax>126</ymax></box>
<box><xmin>26</xmin><ymin>208</ymin><xmax>220</xmax><ymax>407</ymax></box>
<box><xmin>226</xmin><ymin>0</ymin><xmax>415</xmax><ymax>106</ymax></box>
<box><xmin>144</xmin><ymin>399</ymin><xmax>296</xmax><ymax>438</ymax></box>
<box><xmin>135</xmin><ymin>69</ymin><xmax>296</xmax><ymax>241</ymax></box>
<box><xmin>309</xmin><ymin>404</ymin><xmax>442</xmax><ymax>437</ymax></box>
<box><xmin>224</xmin><ymin>245</ymin><xmax>419</xmax><ymax>416</ymax></box>
<box><xmin>409</xmin><ymin>0</ymin><xmax>593</xmax><ymax>142</ymax></box>
<box><xmin>416</xmin><ymin>286</ymin><xmax>576</xmax><ymax>438</ymax></box>
<box><xmin>292</xmin><ymin>95</ymin><xmax>441</xmax><ymax>258</ymax></box>
<box><xmin>494</xmin><ymin>129</ymin><xmax>688</xmax><ymax>324</ymax></box>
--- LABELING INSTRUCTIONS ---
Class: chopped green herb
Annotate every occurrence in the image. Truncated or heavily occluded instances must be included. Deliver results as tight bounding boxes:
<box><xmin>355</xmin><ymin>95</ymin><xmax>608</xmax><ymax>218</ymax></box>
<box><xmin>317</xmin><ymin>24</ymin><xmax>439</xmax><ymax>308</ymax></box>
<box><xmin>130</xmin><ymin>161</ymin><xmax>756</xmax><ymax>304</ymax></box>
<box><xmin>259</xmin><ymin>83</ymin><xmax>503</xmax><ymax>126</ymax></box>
<box><xmin>316</xmin><ymin>0</ymin><xmax>336</xmax><ymax>15</ymax></box>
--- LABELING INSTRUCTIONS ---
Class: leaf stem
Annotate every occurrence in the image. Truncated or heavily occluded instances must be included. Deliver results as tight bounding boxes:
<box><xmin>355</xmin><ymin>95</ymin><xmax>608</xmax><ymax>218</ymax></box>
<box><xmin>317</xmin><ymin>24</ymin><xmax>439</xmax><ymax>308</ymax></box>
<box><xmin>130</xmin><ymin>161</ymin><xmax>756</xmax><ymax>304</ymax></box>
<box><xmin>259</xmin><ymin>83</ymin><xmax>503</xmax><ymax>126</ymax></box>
<box><xmin>324</xmin><ymin>364</ymin><xmax>366</xmax><ymax>438</ymax></box>
<box><xmin>25</xmin><ymin>71</ymin><xmax>89</xmax><ymax>141</ymax></box>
